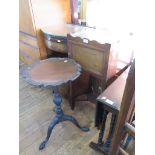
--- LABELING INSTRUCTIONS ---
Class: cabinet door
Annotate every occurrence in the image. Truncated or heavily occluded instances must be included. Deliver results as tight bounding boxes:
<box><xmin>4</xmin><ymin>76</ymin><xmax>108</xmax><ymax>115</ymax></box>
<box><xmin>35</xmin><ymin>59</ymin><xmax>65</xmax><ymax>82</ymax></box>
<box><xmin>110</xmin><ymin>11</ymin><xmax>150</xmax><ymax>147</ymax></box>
<box><xmin>19</xmin><ymin>0</ymin><xmax>36</xmax><ymax>36</ymax></box>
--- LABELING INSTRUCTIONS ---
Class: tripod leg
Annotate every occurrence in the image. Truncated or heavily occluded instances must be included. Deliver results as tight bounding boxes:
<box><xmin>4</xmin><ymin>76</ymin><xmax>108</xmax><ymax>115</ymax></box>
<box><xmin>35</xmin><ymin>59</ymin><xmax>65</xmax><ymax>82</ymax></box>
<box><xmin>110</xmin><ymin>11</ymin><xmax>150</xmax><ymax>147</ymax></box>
<box><xmin>62</xmin><ymin>114</ymin><xmax>90</xmax><ymax>132</ymax></box>
<box><xmin>39</xmin><ymin>116</ymin><xmax>59</xmax><ymax>150</ymax></box>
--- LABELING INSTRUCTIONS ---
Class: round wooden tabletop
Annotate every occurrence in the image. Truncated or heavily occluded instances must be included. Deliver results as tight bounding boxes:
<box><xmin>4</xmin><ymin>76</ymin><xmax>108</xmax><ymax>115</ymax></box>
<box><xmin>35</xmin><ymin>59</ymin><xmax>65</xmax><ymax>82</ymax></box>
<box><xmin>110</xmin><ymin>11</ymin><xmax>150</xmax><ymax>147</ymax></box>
<box><xmin>21</xmin><ymin>58</ymin><xmax>81</xmax><ymax>87</ymax></box>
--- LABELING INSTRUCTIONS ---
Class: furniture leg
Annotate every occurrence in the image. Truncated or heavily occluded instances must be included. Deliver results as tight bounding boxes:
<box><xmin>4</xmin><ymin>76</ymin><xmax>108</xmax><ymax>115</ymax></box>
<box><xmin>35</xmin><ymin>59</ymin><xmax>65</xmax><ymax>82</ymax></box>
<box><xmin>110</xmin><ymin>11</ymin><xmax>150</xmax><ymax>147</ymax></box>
<box><xmin>69</xmin><ymin>81</ymin><xmax>75</xmax><ymax>110</ymax></box>
<box><xmin>89</xmin><ymin>110</ymin><xmax>108</xmax><ymax>153</ymax></box>
<box><xmin>103</xmin><ymin>114</ymin><xmax>117</xmax><ymax>153</ymax></box>
<box><xmin>39</xmin><ymin>116</ymin><xmax>60</xmax><ymax>150</ymax></box>
<box><xmin>98</xmin><ymin>110</ymin><xmax>109</xmax><ymax>144</ymax></box>
<box><xmin>62</xmin><ymin>114</ymin><xmax>90</xmax><ymax>132</ymax></box>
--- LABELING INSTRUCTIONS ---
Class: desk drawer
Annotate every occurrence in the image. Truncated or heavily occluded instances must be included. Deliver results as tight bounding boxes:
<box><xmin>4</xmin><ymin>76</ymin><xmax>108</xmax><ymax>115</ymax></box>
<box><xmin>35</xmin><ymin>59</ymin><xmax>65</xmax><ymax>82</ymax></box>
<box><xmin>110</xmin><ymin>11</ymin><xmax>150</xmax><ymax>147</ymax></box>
<box><xmin>44</xmin><ymin>39</ymin><xmax>67</xmax><ymax>53</ymax></box>
<box><xmin>44</xmin><ymin>35</ymin><xmax>67</xmax><ymax>53</ymax></box>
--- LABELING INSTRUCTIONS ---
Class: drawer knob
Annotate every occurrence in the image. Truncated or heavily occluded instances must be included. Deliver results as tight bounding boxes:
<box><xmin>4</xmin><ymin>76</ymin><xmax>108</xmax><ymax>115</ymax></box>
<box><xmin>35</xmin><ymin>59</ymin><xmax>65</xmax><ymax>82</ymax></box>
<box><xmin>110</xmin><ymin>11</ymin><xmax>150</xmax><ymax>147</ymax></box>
<box><xmin>57</xmin><ymin>40</ymin><xmax>61</xmax><ymax>43</ymax></box>
<box><xmin>83</xmin><ymin>38</ymin><xmax>88</xmax><ymax>43</ymax></box>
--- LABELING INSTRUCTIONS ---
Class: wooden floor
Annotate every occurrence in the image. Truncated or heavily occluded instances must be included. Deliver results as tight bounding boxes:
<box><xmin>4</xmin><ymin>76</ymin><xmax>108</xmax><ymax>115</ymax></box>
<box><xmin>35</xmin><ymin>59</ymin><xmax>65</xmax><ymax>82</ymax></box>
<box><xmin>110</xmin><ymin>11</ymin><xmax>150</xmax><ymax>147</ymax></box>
<box><xmin>19</xmin><ymin>70</ymin><xmax>112</xmax><ymax>155</ymax></box>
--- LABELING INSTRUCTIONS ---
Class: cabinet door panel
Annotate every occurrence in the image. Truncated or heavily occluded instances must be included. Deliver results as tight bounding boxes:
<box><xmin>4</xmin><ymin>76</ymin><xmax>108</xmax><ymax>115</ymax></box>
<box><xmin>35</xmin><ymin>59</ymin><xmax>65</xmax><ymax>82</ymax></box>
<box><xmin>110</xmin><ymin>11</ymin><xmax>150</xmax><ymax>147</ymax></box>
<box><xmin>70</xmin><ymin>44</ymin><xmax>105</xmax><ymax>76</ymax></box>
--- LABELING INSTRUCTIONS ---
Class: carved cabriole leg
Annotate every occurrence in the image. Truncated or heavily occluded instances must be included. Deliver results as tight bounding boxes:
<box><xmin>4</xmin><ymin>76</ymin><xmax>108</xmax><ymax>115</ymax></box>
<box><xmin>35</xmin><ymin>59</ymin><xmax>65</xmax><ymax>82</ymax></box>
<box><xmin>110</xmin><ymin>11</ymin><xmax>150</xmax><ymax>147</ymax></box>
<box><xmin>39</xmin><ymin>116</ymin><xmax>59</xmax><ymax>150</ymax></box>
<box><xmin>62</xmin><ymin>114</ymin><xmax>90</xmax><ymax>132</ymax></box>
<box><xmin>98</xmin><ymin>110</ymin><xmax>109</xmax><ymax>145</ymax></box>
<box><xmin>103</xmin><ymin>113</ymin><xmax>117</xmax><ymax>153</ymax></box>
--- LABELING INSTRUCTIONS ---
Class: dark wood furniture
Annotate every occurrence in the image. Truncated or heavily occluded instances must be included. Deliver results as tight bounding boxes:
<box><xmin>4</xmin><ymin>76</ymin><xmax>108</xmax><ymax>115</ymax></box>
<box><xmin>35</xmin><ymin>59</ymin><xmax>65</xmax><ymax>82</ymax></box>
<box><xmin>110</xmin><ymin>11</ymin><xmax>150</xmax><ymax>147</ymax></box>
<box><xmin>21</xmin><ymin>58</ymin><xmax>89</xmax><ymax>150</ymax></box>
<box><xmin>109</xmin><ymin>60</ymin><xmax>135</xmax><ymax>155</ymax></box>
<box><xmin>68</xmin><ymin>33</ymin><xmax>112</xmax><ymax>109</ymax></box>
<box><xmin>67</xmin><ymin>29</ymin><xmax>133</xmax><ymax>109</ymax></box>
<box><xmin>41</xmin><ymin>24</ymin><xmax>86</xmax><ymax>56</ymax></box>
<box><xmin>89</xmin><ymin>61</ymin><xmax>135</xmax><ymax>154</ymax></box>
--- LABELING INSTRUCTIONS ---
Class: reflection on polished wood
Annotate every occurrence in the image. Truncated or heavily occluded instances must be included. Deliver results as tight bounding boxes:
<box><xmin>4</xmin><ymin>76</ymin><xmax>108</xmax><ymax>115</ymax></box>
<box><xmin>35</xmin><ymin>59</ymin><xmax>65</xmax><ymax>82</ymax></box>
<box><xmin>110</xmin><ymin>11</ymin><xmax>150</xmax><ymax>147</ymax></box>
<box><xmin>41</xmin><ymin>24</ymin><xmax>85</xmax><ymax>37</ymax></box>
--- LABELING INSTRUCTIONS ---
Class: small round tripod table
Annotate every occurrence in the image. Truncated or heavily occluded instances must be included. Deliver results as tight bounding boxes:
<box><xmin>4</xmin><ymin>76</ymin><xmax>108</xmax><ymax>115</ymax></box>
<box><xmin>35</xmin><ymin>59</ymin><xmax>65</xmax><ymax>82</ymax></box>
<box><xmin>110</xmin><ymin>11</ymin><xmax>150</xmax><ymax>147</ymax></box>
<box><xmin>21</xmin><ymin>58</ymin><xmax>89</xmax><ymax>150</ymax></box>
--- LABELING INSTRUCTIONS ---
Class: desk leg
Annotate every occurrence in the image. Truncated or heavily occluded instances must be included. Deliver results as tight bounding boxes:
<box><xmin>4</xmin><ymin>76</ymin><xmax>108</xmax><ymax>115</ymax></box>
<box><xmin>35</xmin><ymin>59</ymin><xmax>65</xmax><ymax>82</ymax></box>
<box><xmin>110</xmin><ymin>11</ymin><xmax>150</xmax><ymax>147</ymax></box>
<box><xmin>39</xmin><ymin>86</ymin><xmax>89</xmax><ymax>150</ymax></box>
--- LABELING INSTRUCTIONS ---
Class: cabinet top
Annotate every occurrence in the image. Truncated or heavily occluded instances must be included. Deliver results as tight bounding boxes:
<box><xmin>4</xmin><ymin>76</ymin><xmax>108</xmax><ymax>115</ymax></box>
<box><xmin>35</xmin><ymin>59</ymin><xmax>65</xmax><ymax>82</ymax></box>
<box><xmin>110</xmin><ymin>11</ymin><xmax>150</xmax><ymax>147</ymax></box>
<box><xmin>97</xmin><ymin>66</ymin><xmax>130</xmax><ymax>112</ymax></box>
<box><xmin>70</xmin><ymin>28</ymin><xmax>118</xmax><ymax>44</ymax></box>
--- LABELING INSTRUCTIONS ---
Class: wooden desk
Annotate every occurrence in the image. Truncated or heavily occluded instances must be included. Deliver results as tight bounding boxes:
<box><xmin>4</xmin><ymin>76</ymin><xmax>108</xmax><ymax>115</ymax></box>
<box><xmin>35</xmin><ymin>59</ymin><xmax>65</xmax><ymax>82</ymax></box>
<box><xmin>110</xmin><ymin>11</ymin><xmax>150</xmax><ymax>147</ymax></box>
<box><xmin>41</xmin><ymin>24</ymin><xmax>87</xmax><ymax>54</ymax></box>
<box><xmin>89</xmin><ymin>66</ymin><xmax>132</xmax><ymax>154</ymax></box>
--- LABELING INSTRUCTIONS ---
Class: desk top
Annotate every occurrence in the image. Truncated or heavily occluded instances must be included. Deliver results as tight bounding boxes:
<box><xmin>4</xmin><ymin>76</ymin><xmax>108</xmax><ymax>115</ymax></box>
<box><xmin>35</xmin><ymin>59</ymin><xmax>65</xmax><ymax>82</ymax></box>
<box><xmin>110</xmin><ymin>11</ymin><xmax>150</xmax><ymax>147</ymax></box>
<box><xmin>21</xmin><ymin>58</ymin><xmax>81</xmax><ymax>87</ymax></box>
<box><xmin>97</xmin><ymin>66</ymin><xmax>130</xmax><ymax>111</ymax></box>
<box><xmin>41</xmin><ymin>24</ymin><xmax>87</xmax><ymax>38</ymax></box>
